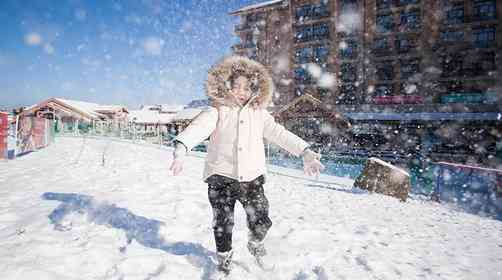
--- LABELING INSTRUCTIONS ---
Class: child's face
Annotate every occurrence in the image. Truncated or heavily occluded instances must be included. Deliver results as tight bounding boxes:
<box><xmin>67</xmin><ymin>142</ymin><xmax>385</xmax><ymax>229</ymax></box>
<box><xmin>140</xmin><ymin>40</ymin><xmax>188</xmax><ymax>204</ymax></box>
<box><xmin>232</xmin><ymin>76</ymin><xmax>252</xmax><ymax>104</ymax></box>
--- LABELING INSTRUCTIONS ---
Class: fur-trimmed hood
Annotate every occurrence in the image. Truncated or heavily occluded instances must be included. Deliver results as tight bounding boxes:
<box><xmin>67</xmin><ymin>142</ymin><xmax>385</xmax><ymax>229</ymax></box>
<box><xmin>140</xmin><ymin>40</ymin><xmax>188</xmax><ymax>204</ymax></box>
<box><xmin>206</xmin><ymin>56</ymin><xmax>273</xmax><ymax>109</ymax></box>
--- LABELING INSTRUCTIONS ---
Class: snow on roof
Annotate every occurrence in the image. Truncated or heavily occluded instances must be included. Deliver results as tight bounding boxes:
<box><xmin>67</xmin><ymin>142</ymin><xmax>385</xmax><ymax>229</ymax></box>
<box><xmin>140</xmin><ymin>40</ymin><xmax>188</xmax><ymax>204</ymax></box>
<box><xmin>128</xmin><ymin>110</ymin><xmax>174</xmax><ymax>124</ymax></box>
<box><xmin>21</xmin><ymin>98</ymin><xmax>96</xmax><ymax>119</ymax></box>
<box><xmin>230</xmin><ymin>0</ymin><xmax>284</xmax><ymax>14</ymax></box>
<box><xmin>54</xmin><ymin>98</ymin><xmax>129</xmax><ymax>117</ymax></box>
<box><xmin>95</xmin><ymin>105</ymin><xmax>128</xmax><ymax>113</ymax></box>
<box><xmin>160</xmin><ymin>104</ymin><xmax>184</xmax><ymax>112</ymax></box>
<box><xmin>129</xmin><ymin>106</ymin><xmax>207</xmax><ymax>123</ymax></box>
<box><xmin>54</xmin><ymin>98</ymin><xmax>106</xmax><ymax>119</ymax></box>
<box><xmin>172</xmin><ymin>108</ymin><xmax>204</xmax><ymax>121</ymax></box>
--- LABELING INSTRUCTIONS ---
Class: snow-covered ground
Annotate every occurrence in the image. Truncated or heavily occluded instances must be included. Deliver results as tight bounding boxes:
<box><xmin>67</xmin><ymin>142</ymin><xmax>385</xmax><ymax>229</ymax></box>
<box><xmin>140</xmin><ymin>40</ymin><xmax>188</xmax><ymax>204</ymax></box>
<box><xmin>0</xmin><ymin>137</ymin><xmax>501</xmax><ymax>280</ymax></box>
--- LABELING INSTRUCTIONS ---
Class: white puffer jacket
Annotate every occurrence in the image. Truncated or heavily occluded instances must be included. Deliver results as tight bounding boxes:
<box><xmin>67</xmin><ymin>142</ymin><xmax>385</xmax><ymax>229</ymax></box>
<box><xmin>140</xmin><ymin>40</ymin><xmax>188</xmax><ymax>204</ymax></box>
<box><xmin>176</xmin><ymin>56</ymin><xmax>309</xmax><ymax>182</ymax></box>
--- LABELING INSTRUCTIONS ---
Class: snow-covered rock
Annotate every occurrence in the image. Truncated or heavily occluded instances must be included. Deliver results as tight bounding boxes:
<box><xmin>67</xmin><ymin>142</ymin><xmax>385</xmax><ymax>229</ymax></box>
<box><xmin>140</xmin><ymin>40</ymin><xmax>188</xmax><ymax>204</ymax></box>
<box><xmin>354</xmin><ymin>157</ymin><xmax>411</xmax><ymax>202</ymax></box>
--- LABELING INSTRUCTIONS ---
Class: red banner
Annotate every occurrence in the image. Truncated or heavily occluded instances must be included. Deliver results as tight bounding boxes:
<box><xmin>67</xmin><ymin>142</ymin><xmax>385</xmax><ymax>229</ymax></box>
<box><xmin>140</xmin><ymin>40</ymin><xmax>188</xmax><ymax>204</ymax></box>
<box><xmin>0</xmin><ymin>113</ymin><xmax>7</xmax><ymax>159</ymax></box>
<box><xmin>17</xmin><ymin>116</ymin><xmax>47</xmax><ymax>155</ymax></box>
<box><xmin>373</xmin><ymin>95</ymin><xmax>424</xmax><ymax>105</ymax></box>
<box><xmin>32</xmin><ymin>118</ymin><xmax>46</xmax><ymax>149</ymax></box>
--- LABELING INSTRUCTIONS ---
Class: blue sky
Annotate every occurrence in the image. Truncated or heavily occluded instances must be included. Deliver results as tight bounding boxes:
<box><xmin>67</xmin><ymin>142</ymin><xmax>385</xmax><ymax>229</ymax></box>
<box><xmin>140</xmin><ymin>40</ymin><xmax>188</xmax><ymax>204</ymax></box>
<box><xmin>0</xmin><ymin>0</ymin><xmax>262</xmax><ymax>109</ymax></box>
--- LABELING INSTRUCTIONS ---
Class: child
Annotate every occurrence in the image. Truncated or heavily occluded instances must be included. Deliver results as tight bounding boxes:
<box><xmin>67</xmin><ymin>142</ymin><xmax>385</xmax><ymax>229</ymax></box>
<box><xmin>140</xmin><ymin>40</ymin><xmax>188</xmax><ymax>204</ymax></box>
<box><xmin>169</xmin><ymin>56</ymin><xmax>324</xmax><ymax>274</ymax></box>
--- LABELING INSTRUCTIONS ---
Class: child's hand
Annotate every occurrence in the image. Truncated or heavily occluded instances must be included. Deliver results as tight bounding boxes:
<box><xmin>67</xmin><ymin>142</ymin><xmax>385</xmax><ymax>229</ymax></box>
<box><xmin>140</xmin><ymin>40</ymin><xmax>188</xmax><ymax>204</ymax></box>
<box><xmin>302</xmin><ymin>149</ymin><xmax>325</xmax><ymax>176</ymax></box>
<box><xmin>170</xmin><ymin>143</ymin><xmax>187</xmax><ymax>176</ymax></box>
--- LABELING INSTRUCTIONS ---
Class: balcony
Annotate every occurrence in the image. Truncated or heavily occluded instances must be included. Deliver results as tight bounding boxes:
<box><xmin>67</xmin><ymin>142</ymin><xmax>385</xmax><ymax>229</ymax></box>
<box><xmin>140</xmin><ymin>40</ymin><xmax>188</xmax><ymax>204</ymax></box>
<box><xmin>440</xmin><ymin>66</ymin><xmax>495</xmax><ymax>79</ymax></box>
<box><xmin>373</xmin><ymin>95</ymin><xmax>424</xmax><ymax>105</ymax></box>
<box><xmin>473</xmin><ymin>40</ymin><xmax>496</xmax><ymax>49</ymax></box>
<box><xmin>440</xmin><ymin>92</ymin><xmax>497</xmax><ymax>104</ymax></box>
<box><xmin>371</xmin><ymin>48</ymin><xmax>394</xmax><ymax>57</ymax></box>
<box><xmin>295</xmin><ymin>24</ymin><xmax>330</xmax><ymax>44</ymax></box>
<box><xmin>234</xmin><ymin>22</ymin><xmax>265</xmax><ymax>33</ymax></box>
<box><xmin>231</xmin><ymin>42</ymin><xmax>256</xmax><ymax>51</ymax></box>
<box><xmin>295</xmin><ymin>4</ymin><xmax>330</xmax><ymax>23</ymax></box>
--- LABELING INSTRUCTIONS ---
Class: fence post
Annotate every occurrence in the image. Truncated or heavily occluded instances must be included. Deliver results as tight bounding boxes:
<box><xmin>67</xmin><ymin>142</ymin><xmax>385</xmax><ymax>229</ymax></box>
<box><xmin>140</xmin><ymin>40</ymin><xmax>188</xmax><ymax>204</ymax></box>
<box><xmin>159</xmin><ymin>125</ymin><xmax>162</xmax><ymax>148</ymax></box>
<box><xmin>45</xmin><ymin>119</ymin><xmax>49</xmax><ymax>146</ymax></box>
<box><xmin>14</xmin><ymin>115</ymin><xmax>19</xmax><ymax>158</ymax></box>
<box><xmin>433</xmin><ymin>164</ymin><xmax>443</xmax><ymax>202</ymax></box>
<box><xmin>267</xmin><ymin>142</ymin><xmax>270</xmax><ymax>163</ymax></box>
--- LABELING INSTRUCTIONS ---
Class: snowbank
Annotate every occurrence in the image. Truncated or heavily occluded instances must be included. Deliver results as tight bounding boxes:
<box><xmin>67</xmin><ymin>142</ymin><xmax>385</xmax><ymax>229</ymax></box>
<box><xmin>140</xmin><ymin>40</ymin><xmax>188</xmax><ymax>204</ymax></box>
<box><xmin>0</xmin><ymin>137</ymin><xmax>501</xmax><ymax>279</ymax></box>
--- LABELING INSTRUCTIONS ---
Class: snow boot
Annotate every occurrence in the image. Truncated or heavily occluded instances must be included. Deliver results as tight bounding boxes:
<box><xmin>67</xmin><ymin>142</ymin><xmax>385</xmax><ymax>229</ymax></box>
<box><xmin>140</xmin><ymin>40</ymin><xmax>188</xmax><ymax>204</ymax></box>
<box><xmin>247</xmin><ymin>240</ymin><xmax>275</xmax><ymax>271</ymax></box>
<box><xmin>216</xmin><ymin>250</ymin><xmax>233</xmax><ymax>275</ymax></box>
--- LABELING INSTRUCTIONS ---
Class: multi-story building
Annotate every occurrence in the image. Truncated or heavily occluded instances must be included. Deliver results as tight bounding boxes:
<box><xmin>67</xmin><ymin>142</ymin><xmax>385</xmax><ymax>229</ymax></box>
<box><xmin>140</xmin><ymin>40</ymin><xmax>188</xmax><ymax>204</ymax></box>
<box><xmin>230</xmin><ymin>0</ymin><xmax>502</xmax><ymax>166</ymax></box>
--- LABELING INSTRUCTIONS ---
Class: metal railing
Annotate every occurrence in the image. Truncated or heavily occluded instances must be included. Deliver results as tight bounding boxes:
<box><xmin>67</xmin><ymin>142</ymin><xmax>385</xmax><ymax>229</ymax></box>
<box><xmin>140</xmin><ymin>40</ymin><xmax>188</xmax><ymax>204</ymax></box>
<box><xmin>55</xmin><ymin>125</ymin><xmax>502</xmax><ymax>220</ymax></box>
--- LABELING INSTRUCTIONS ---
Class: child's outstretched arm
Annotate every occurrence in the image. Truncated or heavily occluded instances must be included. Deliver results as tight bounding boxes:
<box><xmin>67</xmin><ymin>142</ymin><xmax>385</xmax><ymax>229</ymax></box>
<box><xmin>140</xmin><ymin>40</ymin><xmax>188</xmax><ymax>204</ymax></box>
<box><xmin>263</xmin><ymin>111</ymin><xmax>325</xmax><ymax>176</ymax></box>
<box><xmin>169</xmin><ymin>107</ymin><xmax>218</xmax><ymax>175</ymax></box>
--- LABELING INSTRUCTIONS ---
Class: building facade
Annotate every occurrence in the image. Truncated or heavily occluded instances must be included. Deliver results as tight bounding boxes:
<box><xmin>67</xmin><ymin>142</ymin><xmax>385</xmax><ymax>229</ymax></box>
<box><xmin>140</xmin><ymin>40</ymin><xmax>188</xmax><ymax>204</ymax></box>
<box><xmin>230</xmin><ymin>0</ymin><xmax>501</xmax><ymax>166</ymax></box>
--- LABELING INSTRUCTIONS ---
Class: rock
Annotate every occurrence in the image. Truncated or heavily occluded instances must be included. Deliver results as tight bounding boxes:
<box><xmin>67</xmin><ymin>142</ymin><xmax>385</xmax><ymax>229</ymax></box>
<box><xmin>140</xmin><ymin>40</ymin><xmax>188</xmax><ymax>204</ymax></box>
<box><xmin>354</xmin><ymin>157</ymin><xmax>411</xmax><ymax>202</ymax></box>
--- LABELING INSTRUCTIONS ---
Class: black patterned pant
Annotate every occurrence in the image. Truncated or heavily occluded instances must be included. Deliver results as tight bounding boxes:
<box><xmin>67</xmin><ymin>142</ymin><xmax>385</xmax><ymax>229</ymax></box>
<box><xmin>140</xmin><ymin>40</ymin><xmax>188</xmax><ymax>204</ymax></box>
<box><xmin>206</xmin><ymin>174</ymin><xmax>272</xmax><ymax>253</ymax></box>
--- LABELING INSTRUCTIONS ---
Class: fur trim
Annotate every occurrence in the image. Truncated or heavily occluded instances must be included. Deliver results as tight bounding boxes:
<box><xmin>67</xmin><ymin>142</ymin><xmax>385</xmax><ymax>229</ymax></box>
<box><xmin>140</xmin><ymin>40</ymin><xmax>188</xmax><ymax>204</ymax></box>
<box><xmin>206</xmin><ymin>56</ymin><xmax>273</xmax><ymax>109</ymax></box>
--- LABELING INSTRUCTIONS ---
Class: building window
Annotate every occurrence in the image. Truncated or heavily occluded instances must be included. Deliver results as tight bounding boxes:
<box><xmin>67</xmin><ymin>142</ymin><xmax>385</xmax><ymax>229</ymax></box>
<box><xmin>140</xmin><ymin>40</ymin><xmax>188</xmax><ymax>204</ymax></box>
<box><xmin>295</xmin><ymin>23</ymin><xmax>329</xmax><ymax>42</ymax></box>
<box><xmin>376</xmin><ymin>14</ymin><xmax>394</xmax><ymax>33</ymax></box>
<box><xmin>312</xmin><ymin>3</ymin><xmax>330</xmax><ymax>18</ymax></box>
<box><xmin>294</xmin><ymin>67</ymin><xmax>313</xmax><ymax>84</ymax></box>
<box><xmin>243</xmin><ymin>33</ymin><xmax>257</xmax><ymax>48</ymax></box>
<box><xmin>295</xmin><ymin>46</ymin><xmax>329</xmax><ymax>64</ymax></box>
<box><xmin>374</xmin><ymin>84</ymin><xmax>394</xmax><ymax>96</ymax></box>
<box><xmin>397</xmin><ymin>0</ymin><xmax>420</xmax><ymax>6</ymax></box>
<box><xmin>440</xmin><ymin>54</ymin><xmax>463</xmax><ymax>77</ymax></box>
<box><xmin>339</xmin><ymin>38</ymin><xmax>358</xmax><ymax>59</ymax></box>
<box><xmin>245</xmin><ymin>13</ymin><xmax>265</xmax><ymax>25</ymax></box>
<box><xmin>314</xmin><ymin>46</ymin><xmax>329</xmax><ymax>63</ymax></box>
<box><xmin>340</xmin><ymin>0</ymin><xmax>358</xmax><ymax>8</ymax></box>
<box><xmin>372</xmin><ymin>37</ymin><xmax>391</xmax><ymax>56</ymax></box>
<box><xmin>340</xmin><ymin>63</ymin><xmax>357</xmax><ymax>82</ymax></box>
<box><xmin>467</xmin><ymin>51</ymin><xmax>496</xmax><ymax>75</ymax></box>
<box><xmin>375</xmin><ymin>62</ymin><xmax>394</xmax><ymax>81</ymax></box>
<box><xmin>440</xmin><ymin>30</ymin><xmax>465</xmax><ymax>42</ymax></box>
<box><xmin>295</xmin><ymin>3</ymin><xmax>329</xmax><ymax>21</ymax></box>
<box><xmin>274</xmin><ymin>36</ymin><xmax>281</xmax><ymax>47</ymax></box>
<box><xmin>249</xmin><ymin>51</ymin><xmax>258</xmax><ymax>61</ymax></box>
<box><xmin>400</xmin><ymin>59</ymin><xmax>420</xmax><ymax>79</ymax></box>
<box><xmin>337</xmin><ymin>83</ymin><xmax>358</xmax><ymax>104</ymax></box>
<box><xmin>473</xmin><ymin>26</ymin><xmax>496</xmax><ymax>47</ymax></box>
<box><xmin>373</xmin><ymin>37</ymin><xmax>388</xmax><ymax>49</ymax></box>
<box><xmin>395</xmin><ymin>36</ymin><xmax>417</xmax><ymax>53</ymax></box>
<box><xmin>445</xmin><ymin>4</ymin><xmax>464</xmax><ymax>24</ymax></box>
<box><xmin>478</xmin><ymin>51</ymin><xmax>496</xmax><ymax>71</ymax></box>
<box><xmin>473</xmin><ymin>0</ymin><xmax>496</xmax><ymax>21</ymax></box>
<box><xmin>313</xmin><ymin>23</ymin><xmax>330</xmax><ymax>40</ymax></box>
<box><xmin>295</xmin><ymin>47</ymin><xmax>313</xmax><ymax>64</ymax></box>
<box><xmin>399</xmin><ymin>10</ymin><xmax>421</xmax><ymax>31</ymax></box>
<box><xmin>296</xmin><ymin>5</ymin><xmax>313</xmax><ymax>20</ymax></box>
<box><xmin>376</xmin><ymin>0</ymin><xmax>391</xmax><ymax>11</ymax></box>
<box><xmin>296</xmin><ymin>26</ymin><xmax>313</xmax><ymax>42</ymax></box>
<box><xmin>318</xmin><ymin>87</ymin><xmax>331</xmax><ymax>99</ymax></box>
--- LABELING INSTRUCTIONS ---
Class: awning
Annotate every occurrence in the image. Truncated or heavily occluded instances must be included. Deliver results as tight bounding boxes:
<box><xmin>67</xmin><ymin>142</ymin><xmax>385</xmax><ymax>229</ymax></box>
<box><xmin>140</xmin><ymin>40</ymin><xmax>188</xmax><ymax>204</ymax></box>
<box><xmin>345</xmin><ymin>112</ymin><xmax>502</xmax><ymax>121</ymax></box>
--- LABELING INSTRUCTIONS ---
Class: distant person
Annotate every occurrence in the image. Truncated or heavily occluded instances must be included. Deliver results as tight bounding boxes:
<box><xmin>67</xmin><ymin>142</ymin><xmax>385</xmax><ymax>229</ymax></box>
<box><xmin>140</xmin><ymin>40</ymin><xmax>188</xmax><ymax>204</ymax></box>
<box><xmin>169</xmin><ymin>56</ymin><xmax>324</xmax><ymax>275</ymax></box>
